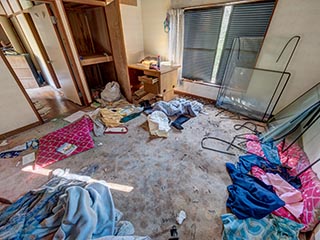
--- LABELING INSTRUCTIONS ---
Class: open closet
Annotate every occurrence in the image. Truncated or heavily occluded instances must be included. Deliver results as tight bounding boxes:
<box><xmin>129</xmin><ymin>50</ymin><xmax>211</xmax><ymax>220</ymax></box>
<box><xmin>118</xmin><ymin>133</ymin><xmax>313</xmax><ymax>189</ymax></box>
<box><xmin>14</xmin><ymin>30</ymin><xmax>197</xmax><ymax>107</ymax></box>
<box><xmin>64</xmin><ymin>2</ymin><xmax>117</xmax><ymax>99</ymax></box>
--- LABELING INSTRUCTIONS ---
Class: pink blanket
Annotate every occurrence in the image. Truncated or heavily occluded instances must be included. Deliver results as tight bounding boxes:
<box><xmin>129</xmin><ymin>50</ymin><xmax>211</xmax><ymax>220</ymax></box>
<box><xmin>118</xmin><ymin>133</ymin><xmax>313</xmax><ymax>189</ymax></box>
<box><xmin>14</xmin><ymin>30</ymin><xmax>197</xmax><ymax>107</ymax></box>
<box><xmin>246</xmin><ymin>135</ymin><xmax>320</xmax><ymax>232</ymax></box>
<box><xmin>35</xmin><ymin>117</ymin><xmax>94</xmax><ymax>168</ymax></box>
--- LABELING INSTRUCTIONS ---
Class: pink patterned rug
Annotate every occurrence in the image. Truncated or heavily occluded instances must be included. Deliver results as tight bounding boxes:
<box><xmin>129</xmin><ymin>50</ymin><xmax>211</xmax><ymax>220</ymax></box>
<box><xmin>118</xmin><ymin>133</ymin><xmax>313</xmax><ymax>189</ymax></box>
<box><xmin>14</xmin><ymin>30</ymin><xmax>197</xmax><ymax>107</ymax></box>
<box><xmin>35</xmin><ymin>117</ymin><xmax>94</xmax><ymax>168</ymax></box>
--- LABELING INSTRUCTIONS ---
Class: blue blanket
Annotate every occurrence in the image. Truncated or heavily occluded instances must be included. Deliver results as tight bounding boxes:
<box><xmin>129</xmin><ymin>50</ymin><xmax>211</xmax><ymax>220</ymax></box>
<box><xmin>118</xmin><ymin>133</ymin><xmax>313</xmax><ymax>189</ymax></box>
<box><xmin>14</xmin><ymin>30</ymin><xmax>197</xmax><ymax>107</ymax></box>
<box><xmin>0</xmin><ymin>177</ymin><xmax>115</xmax><ymax>239</ymax></box>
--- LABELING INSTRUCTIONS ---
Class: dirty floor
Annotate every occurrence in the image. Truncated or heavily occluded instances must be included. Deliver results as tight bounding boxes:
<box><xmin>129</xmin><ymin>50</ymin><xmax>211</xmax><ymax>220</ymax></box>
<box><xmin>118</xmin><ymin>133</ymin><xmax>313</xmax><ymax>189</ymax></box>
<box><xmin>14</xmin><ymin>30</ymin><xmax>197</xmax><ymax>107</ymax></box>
<box><xmin>0</xmin><ymin>103</ymin><xmax>265</xmax><ymax>239</ymax></box>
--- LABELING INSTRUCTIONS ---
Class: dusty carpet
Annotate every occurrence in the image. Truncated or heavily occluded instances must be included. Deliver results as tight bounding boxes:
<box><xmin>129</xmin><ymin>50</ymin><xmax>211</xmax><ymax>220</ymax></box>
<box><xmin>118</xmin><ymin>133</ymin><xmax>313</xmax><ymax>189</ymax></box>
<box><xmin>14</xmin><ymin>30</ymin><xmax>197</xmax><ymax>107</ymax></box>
<box><xmin>0</xmin><ymin>102</ymin><xmax>265</xmax><ymax>239</ymax></box>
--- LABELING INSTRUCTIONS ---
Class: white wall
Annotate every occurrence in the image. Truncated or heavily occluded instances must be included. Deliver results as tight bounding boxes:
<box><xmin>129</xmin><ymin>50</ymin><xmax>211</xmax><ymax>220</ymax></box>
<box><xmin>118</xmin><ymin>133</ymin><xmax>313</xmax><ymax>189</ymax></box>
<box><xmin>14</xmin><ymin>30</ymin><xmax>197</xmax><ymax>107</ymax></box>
<box><xmin>0</xmin><ymin>53</ymin><xmax>39</xmax><ymax>135</ymax></box>
<box><xmin>256</xmin><ymin>0</ymin><xmax>320</xmax><ymax>113</ymax></box>
<box><xmin>141</xmin><ymin>0</ymin><xmax>170</xmax><ymax>60</ymax></box>
<box><xmin>120</xmin><ymin>0</ymin><xmax>145</xmax><ymax>64</ymax></box>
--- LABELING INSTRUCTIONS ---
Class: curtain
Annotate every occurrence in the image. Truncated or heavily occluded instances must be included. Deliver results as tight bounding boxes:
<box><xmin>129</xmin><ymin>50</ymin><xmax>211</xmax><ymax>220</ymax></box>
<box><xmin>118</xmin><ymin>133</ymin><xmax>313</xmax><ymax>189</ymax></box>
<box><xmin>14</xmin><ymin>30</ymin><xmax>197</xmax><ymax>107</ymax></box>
<box><xmin>168</xmin><ymin>9</ymin><xmax>184</xmax><ymax>82</ymax></box>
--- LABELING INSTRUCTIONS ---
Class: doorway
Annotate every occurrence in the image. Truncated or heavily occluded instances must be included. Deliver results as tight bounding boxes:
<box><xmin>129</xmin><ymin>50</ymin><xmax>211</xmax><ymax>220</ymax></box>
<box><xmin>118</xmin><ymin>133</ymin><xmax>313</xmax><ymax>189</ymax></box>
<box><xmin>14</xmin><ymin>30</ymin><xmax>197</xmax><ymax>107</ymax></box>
<box><xmin>1</xmin><ymin>6</ymin><xmax>83</xmax><ymax>122</ymax></box>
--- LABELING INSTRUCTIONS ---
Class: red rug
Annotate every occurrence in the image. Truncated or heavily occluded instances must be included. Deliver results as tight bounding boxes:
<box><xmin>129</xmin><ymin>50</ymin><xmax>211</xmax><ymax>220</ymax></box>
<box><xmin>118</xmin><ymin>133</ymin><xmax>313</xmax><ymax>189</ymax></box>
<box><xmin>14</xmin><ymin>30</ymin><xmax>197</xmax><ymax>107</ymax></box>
<box><xmin>35</xmin><ymin>117</ymin><xmax>94</xmax><ymax>168</ymax></box>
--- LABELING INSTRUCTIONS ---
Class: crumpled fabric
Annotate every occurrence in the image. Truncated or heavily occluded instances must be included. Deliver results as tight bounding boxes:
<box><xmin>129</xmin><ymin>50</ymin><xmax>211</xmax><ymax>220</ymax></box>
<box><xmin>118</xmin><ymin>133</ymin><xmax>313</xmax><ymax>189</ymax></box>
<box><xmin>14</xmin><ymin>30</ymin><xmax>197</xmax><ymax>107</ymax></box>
<box><xmin>0</xmin><ymin>139</ymin><xmax>38</xmax><ymax>159</ymax></box>
<box><xmin>0</xmin><ymin>177</ymin><xmax>115</xmax><ymax>240</ymax></box>
<box><xmin>261</xmin><ymin>173</ymin><xmax>304</xmax><ymax>219</ymax></box>
<box><xmin>226</xmin><ymin>163</ymin><xmax>285</xmax><ymax>219</ymax></box>
<box><xmin>152</xmin><ymin>98</ymin><xmax>203</xmax><ymax>117</ymax></box>
<box><xmin>221</xmin><ymin>213</ymin><xmax>304</xmax><ymax>240</ymax></box>
<box><xmin>237</xmin><ymin>154</ymin><xmax>301</xmax><ymax>189</ymax></box>
<box><xmin>147</xmin><ymin>111</ymin><xmax>170</xmax><ymax>137</ymax></box>
<box><xmin>261</xmin><ymin>140</ymin><xmax>281</xmax><ymax>165</ymax></box>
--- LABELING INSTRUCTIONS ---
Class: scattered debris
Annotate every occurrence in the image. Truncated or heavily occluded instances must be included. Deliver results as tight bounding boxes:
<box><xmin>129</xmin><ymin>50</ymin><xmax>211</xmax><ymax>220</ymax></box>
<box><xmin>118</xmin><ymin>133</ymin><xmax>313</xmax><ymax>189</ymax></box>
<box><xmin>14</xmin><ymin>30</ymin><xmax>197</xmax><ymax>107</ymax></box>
<box><xmin>0</xmin><ymin>139</ymin><xmax>38</xmax><ymax>159</ymax></box>
<box><xmin>176</xmin><ymin>210</ymin><xmax>186</xmax><ymax>225</ymax></box>
<box><xmin>78</xmin><ymin>164</ymin><xmax>100</xmax><ymax>176</ymax></box>
<box><xmin>101</xmin><ymin>81</ymin><xmax>121</xmax><ymax>102</ymax></box>
<box><xmin>171</xmin><ymin>115</ymin><xmax>190</xmax><ymax>130</ymax></box>
<box><xmin>192</xmin><ymin>199</ymin><xmax>199</xmax><ymax>203</ymax></box>
<box><xmin>147</xmin><ymin>111</ymin><xmax>170</xmax><ymax>137</ymax></box>
<box><xmin>105</xmin><ymin>127</ymin><xmax>128</xmax><ymax>134</ymax></box>
<box><xmin>193</xmin><ymin>186</ymin><xmax>199</xmax><ymax>193</ymax></box>
<box><xmin>191</xmin><ymin>223</ymin><xmax>197</xmax><ymax>240</ymax></box>
<box><xmin>22</xmin><ymin>152</ymin><xmax>35</xmax><ymax>166</ymax></box>
<box><xmin>97</xmin><ymin>142</ymin><xmax>103</xmax><ymax>147</ymax></box>
<box><xmin>0</xmin><ymin>140</ymin><xmax>8</xmax><ymax>147</ymax></box>
<box><xmin>63</xmin><ymin>111</ymin><xmax>86</xmax><ymax>123</ymax></box>
<box><xmin>169</xmin><ymin>225</ymin><xmax>179</xmax><ymax>240</ymax></box>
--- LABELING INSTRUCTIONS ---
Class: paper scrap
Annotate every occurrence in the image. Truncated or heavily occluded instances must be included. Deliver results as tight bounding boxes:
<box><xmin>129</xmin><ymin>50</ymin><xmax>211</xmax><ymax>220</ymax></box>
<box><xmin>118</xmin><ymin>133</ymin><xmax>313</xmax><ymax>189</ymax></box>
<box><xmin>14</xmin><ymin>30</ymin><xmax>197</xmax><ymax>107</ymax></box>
<box><xmin>22</xmin><ymin>152</ymin><xmax>35</xmax><ymax>166</ymax></box>
<box><xmin>63</xmin><ymin>111</ymin><xmax>86</xmax><ymax>123</ymax></box>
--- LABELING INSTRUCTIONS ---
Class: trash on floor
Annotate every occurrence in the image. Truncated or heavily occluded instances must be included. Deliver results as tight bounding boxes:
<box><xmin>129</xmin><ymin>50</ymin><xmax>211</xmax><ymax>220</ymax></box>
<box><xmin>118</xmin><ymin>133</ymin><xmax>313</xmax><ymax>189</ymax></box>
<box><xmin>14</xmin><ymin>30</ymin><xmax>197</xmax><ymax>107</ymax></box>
<box><xmin>22</xmin><ymin>152</ymin><xmax>36</xmax><ymax>166</ymax></box>
<box><xmin>147</xmin><ymin>111</ymin><xmax>171</xmax><ymax>137</ymax></box>
<box><xmin>63</xmin><ymin>110</ymin><xmax>87</xmax><ymax>123</ymax></box>
<box><xmin>0</xmin><ymin>139</ymin><xmax>38</xmax><ymax>159</ymax></box>
<box><xmin>105</xmin><ymin>127</ymin><xmax>128</xmax><ymax>134</ymax></box>
<box><xmin>176</xmin><ymin>210</ymin><xmax>187</xmax><ymax>225</ymax></box>
<box><xmin>100</xmin><ymin>108</ymin><xmax>124</xmax><ymax>127</ymax></box>
<box><xmin>171</xmin><ymin>115</ymin><xmax>190</xmax><ymax>130</ymax></box>
<box><xmin>169</xmin><ymin>225</ymin><xmax>179</xmax><ymax>240</ymax></box>
<box><xmin>0</xmin><ymin>140</ymin><xmax>8</xmax><ymax>147</ymax></box>
<box><xmin>101</xmin><ymin>81</ymin><xmax>121</xmax><ymax>102</ymax></box>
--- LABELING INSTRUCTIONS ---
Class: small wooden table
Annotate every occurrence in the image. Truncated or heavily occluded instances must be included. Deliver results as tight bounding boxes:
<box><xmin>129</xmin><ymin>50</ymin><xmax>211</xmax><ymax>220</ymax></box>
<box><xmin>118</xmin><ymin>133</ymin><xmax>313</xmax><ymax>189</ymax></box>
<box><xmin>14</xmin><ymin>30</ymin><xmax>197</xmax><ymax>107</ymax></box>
<box><xmin>128</xmin><ymin>63</ymin><xmax>180</xmax><ymax>101</ymax></box>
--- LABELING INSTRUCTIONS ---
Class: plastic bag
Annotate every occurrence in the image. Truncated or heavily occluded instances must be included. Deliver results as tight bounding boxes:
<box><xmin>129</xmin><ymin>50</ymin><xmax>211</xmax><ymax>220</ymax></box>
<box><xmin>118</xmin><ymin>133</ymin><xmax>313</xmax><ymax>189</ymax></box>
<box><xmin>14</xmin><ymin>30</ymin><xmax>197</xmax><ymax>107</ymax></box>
<box><xmin>147</xmin><ymin>111</ymin><xmax>171</xmax><ymax>137</ymax></box>
<box><xmin>101</xmin><ymin>81</ymin><xmax>121</xmax><ymax>102</ymax></box>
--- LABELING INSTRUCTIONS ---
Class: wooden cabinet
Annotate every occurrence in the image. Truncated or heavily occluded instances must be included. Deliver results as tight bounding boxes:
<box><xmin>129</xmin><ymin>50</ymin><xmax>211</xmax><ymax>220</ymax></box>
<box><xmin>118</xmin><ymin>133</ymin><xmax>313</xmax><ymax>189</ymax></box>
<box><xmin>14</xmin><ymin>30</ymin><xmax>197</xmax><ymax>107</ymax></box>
<box><xmin>128</xmin><ymin>64</ymin><xmax>179</xmax><ymax>101</ymax></box>
<box><xmin>52</xmin><ymin>0</ymin><xmax>131</xmax><ymax>103</ymax></box>
<box><xmin>20</xmin><ymin>0</ymin><xmax>131</xmax><ymax>104</ymax></box>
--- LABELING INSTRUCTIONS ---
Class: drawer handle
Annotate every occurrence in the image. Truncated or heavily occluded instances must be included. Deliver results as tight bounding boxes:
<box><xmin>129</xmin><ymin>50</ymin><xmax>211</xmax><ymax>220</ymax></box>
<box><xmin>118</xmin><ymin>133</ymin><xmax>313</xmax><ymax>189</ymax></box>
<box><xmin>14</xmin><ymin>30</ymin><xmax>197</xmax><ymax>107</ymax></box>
<box><xmin>172</xmin><ymin>85</ymin><xmax>175</xmax><ymax>88</ymax></box>
<box><xmin>163</xmin><ymin>89</ymin><xmax>166</xmax><ymax>93</ymax></box>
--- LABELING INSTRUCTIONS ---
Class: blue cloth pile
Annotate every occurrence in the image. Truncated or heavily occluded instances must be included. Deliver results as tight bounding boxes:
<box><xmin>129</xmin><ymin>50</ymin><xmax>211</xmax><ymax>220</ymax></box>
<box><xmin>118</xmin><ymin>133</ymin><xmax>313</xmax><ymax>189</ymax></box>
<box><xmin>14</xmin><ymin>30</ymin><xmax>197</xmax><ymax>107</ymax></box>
<box><xmin>152</xmin><ymin>98</ymin><xmax>203</xmax><ymax>117</ymax></box>
<box><xmin>223</xmin><ymin>152</ymin><xmax>304</xmax><ymax>239</ymax></box>
<box><xmin>0</xmin><ymin>175</ymin><xmax>144</xmax><ymax>240</ymax></box>
<box><xmin>226</xmin><ymin>162</ymin><xmax>285</xmax><ymax>219</ymax></box>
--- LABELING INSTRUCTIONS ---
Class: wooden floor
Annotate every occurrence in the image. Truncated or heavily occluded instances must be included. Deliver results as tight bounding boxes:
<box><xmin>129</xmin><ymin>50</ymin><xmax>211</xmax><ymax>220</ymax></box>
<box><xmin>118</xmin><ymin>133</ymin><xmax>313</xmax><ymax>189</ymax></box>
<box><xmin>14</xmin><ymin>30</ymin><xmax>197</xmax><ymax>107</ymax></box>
<box><xmin>26</xmin><ymin>85</ymin><xmax>83</xmax><ymax>121</ymax></box>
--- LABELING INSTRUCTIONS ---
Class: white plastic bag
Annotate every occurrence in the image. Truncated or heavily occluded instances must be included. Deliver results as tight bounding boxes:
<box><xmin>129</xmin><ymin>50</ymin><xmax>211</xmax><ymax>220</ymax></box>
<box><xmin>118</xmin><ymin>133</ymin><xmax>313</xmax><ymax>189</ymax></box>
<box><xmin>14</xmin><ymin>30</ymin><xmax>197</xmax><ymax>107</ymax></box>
<box><xmin>101</xmin><ymin>81</ymin><xmax>121</xmax><ymax>102</ymax></box>
<box><xmin>147</xmin><ymin>111</ymin><xmax>171</xmax><ymax>137</ymax></box>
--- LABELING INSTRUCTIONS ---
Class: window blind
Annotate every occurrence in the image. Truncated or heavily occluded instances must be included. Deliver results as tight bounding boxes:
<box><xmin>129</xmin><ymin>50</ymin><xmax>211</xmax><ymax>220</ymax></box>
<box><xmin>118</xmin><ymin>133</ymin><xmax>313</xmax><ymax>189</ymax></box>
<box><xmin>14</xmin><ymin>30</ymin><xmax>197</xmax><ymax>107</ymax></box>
<box><xmin>182</xmin><ymin>7</ymin><xmax>223</xmax><ymax>82</ymax></box>
<box><xmin>216</xmin><ymin>1</ymin><xmax>275</xmax><ymax>83</ymax></box>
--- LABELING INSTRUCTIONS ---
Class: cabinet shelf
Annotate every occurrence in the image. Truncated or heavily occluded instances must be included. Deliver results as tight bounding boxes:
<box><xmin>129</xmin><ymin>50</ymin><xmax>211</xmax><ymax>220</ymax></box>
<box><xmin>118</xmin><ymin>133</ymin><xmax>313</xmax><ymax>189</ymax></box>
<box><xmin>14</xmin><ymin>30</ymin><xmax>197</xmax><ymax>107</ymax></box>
<box><xmin>80</xmin><ymin>54</ymin><xmax>113</xmax><ymax>66</ymax></box>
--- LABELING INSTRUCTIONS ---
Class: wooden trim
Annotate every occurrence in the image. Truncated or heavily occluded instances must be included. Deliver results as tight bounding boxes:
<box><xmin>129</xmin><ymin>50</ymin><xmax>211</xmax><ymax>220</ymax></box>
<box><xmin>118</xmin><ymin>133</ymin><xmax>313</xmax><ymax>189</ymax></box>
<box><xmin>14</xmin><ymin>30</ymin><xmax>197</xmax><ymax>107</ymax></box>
<box><xmin>183</xmin><ymin>0</ymin><xmax>273</xmax><ymax>10</ymax></box>
<box><xmin>80</xmin><ymin>54</ymin><xmax>113</xmax><ymax>66</ymax></box>
<box><xmin>0</xmin><ymin>51</ymin><xmax>43</xmax><ymax>123</ymax></box>
<box><xmin>105</xmin><ymin>0</ymin><xmax>132</xmax><ymax>101</ymax></box>
<box><xmin>0</xmin><ymin>121</ymin><xmax>41</xmax><ymax>139</ymax></box>
<box><xmin>24</xmin><ymin>13</ymin><xmax>61</xmax><ymax>88</ymax></box>
<box><xmin>174</xmin><ymin>89</ymin><xmax>216</xmax><ymax>104</ymax></box>
<box><xmin>54</xmin><ymin>0</ymin><xmax>91</xmax><ymax>104</ymax></box>
<box><xmin>62</xmin><ymin>0</ymin><xmax>106</xmax><ymax>6</ymax></box>
<box><xmin>119</xmin><ymin>0</ymin><xmax>137</xmax><ymax>6</ymax></box>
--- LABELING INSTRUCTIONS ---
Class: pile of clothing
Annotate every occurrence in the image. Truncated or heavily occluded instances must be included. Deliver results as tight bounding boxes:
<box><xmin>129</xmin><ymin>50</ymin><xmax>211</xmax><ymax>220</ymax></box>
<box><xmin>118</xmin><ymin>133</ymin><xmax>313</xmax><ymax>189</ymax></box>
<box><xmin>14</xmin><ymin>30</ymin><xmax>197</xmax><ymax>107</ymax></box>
<box><xmin>0</xmin><ymin>169</ymin><xmax>150</xmax><ymax>240</ymax></box>
<box><xmin>222</xmin><ymin>131</ymin><xmax>320</xmax><ymax>239</ymax></box>
<box><xmin>222</xmin><ymin>140</ymin><xmax>309</xmax><ymax>239</ymax></box>
<box><xmin>147</xmin><ymin>98</ymin><xmax>204</xmax><ymax>137</ymax></box>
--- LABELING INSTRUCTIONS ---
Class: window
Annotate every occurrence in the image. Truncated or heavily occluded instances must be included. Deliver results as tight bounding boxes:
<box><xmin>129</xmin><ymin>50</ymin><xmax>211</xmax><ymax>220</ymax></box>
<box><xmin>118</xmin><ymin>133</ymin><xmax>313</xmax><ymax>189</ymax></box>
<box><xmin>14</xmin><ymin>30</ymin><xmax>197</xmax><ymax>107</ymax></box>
<box><xmin>182</xmin><ymin>1</ymin><xmax>276</xmax><ymax>84</ymax></box>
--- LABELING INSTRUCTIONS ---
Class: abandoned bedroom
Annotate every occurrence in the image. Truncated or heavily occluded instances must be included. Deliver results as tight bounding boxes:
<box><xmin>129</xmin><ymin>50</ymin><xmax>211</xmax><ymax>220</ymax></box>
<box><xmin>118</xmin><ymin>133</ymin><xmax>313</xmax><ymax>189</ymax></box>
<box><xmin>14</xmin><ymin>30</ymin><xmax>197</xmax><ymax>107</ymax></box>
<box><xmin>0</xmin><ymin>0</ymin><xmax>319</xmax><ymax>239</ymax></box>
